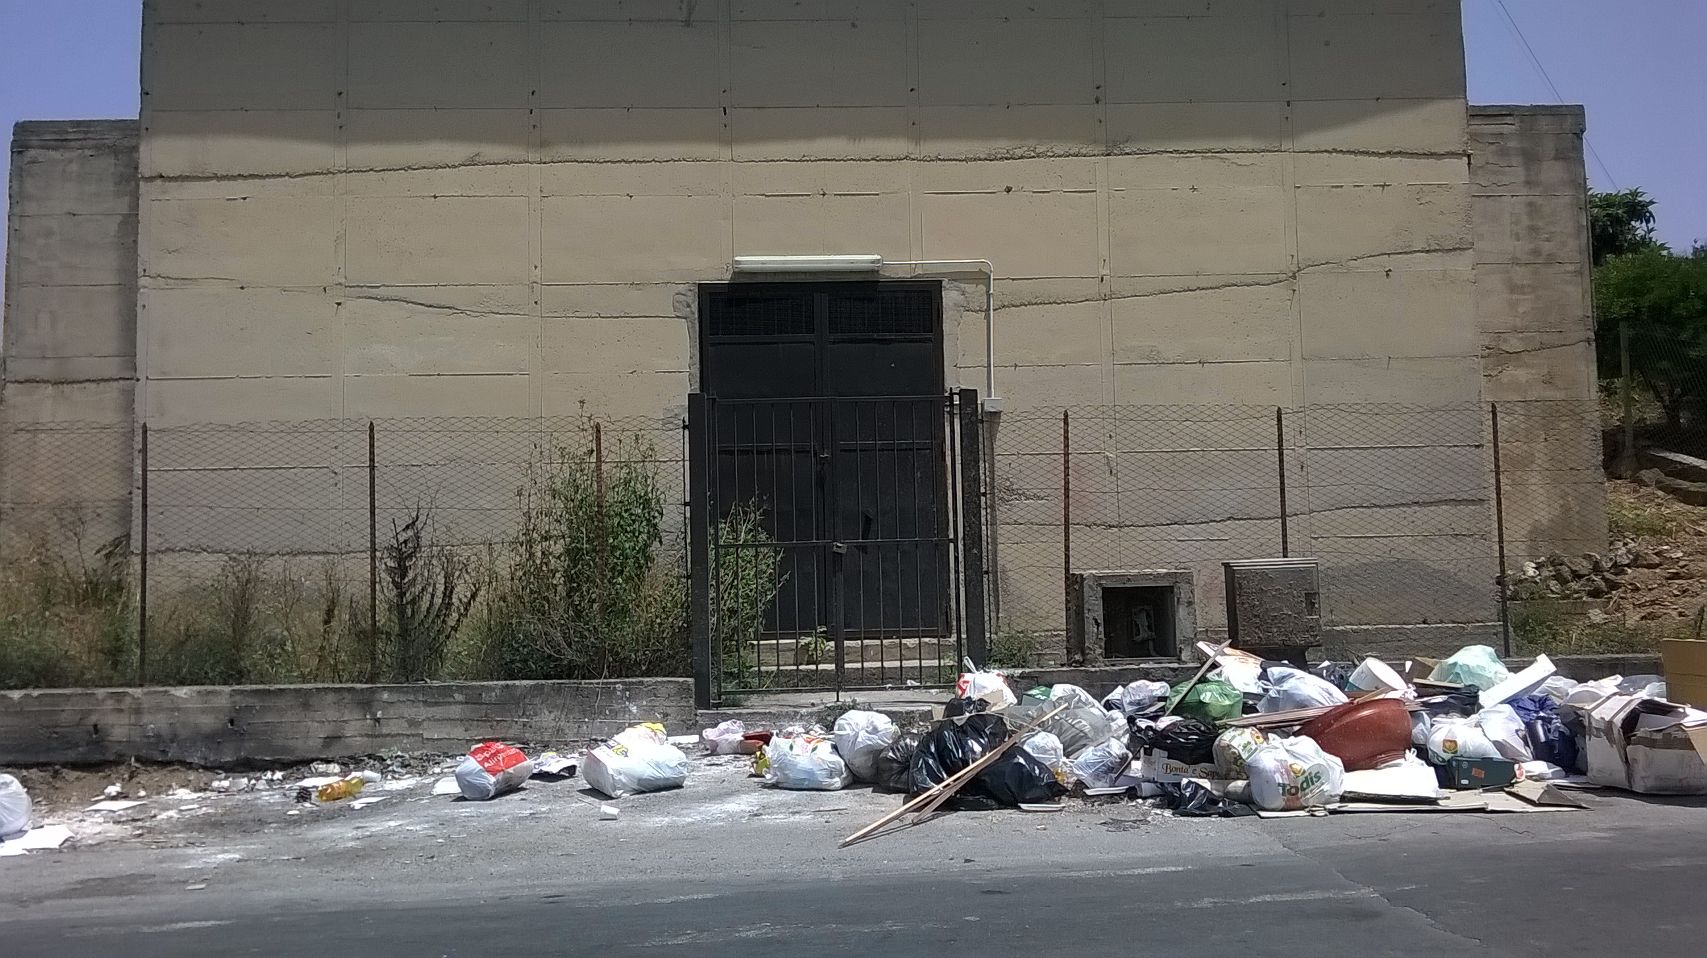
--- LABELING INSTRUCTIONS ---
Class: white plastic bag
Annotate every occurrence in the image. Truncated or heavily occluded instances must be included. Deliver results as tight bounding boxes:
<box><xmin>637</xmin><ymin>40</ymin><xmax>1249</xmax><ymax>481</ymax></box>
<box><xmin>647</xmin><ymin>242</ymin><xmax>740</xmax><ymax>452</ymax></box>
<box><xmin>1429</xmin><ymin>645</ymin><xmax>1511</xmax><ymax>690</ymax></box>
<box><xmin>1211</xmin><ymin>660</ymin><xmax>1264</xmax><ymax>695</ymax></box>
<box><xmin>956</xmin><ymin>670</ymin><xmax>1016</xmax><ymax>710</ymax></box>
<box><xmin>1258</xmin><ymin>666</ymin><xmax>1348</xmax><ymax>713</ymax></box>
<box><xmin>1069</xmin><ymin>738</ymin><xmax>1132</xmax><ymax>789</ymax></box>
<box><xmin>584</xmin><ymin>726</ymin><xmax>690</xmax><ymax>798</ymax></box>
<box><xmin>763</xmin><ymin>736</ymin><xmax>852</xmax><ymax>791</ymax></box>
<box><xmin>701</xmin><ymin>719</ymin><xmax>746</xmax><ymax>755</ymax></box>
<box><xmin>1103</xmin><ymin>679</ymin><xmax>1171</xmax><ymax>717</ymax></box>
<box><xmin>831</xmin><ymin>710</ymin><xmax>897</xmax><ymax>783</ymax></box>
<box><xmin>1047</xmin><ymin>684</ymin><xmax>1101</xmax><ymax>711</ymax></box>
<box><xmin>0</xmin><ymin>774</ymin><xmax>31</xmax><ymax>839</ymax></box>
<box><xmin>1245</xmin><ymin>736</ymin><xmax>1345</xmax><ymax>811</ymax></box>
<box><xmin>1213</xmin><ymin>727</ymin><xmax>1268</xmax><ymax>779</ymax></box>
<box><xmin>1019</xmin><ymin>731</ymin><xmax>1070</xmax><ymax>784</ymax></box>
<box><xmin>1426</xmin><ymin>715</ymin><xmax>1502</xmax><ymax>763</ymax></box>
<box><xmin>454</xmin><ymin>742</ymin><xmax>536</xmax><ymax>801</ymax></box>
<box><xmin>1474</xmin><ymin>704</ymin><xmax>1533</xmax><ymax>762</ymax></box>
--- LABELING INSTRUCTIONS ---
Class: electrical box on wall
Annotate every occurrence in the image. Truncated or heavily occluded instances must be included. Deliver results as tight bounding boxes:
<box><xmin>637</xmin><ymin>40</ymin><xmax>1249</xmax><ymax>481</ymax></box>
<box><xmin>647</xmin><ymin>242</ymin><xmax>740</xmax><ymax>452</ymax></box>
<box><xmin>1223</xmin><ymin>558</ymin><xmax>1321</xmax><ymax>657</ymax></box>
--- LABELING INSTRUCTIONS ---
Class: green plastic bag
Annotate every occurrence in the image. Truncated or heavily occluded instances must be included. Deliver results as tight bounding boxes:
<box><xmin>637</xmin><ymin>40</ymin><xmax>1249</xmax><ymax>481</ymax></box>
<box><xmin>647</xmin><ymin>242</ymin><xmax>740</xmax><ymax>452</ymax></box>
<box><xmin>1167</xmin><ymin>679</ymin><xmax>1244</xmax><ymax>724</ymax></box>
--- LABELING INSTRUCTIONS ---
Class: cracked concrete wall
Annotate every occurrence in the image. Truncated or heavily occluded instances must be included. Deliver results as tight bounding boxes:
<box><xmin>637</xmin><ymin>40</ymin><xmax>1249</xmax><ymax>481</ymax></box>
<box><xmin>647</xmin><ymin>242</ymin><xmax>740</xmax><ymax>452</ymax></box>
<box><xmin>1</xmin><ymin>121</ymin><xmax>139</xmax><ymax>556</ymax></box>
<box><xmin>1469</xmin><ymin>105</ymin><xmax>1607</xmax><ymax>562</ymax></box>
<box><xmin>134</xmin><ymin>1</ymin><xmax>1496</xmax><ymax>637</ymax></box>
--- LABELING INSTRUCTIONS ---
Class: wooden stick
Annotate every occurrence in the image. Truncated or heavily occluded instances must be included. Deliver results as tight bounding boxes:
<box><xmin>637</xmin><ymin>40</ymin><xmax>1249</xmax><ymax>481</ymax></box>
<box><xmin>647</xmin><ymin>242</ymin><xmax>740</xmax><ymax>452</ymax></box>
<box><xmin>1162</xmin><ymin>641</ymin><xmax>1230</xmax><ymax>718</ymax></box>
<box><xmin>839</xmin><ymin>700</ymin><xmax>1072</xmax><ymax>848</ymax></box>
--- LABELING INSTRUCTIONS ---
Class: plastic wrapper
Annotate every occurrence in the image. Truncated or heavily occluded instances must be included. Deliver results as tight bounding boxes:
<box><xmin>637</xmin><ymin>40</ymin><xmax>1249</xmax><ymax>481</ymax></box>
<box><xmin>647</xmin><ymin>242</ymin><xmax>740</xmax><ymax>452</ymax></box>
<box><xmin>955</xmin><ymin>670</ymin><xmax>1016</xmax><ymax>710</ymax></box>
<box><xmin>701</xmin><ymin>720</ymin><xmax>746</xmax><ymax>755</ymax></box>
<box><xmin>454</xmin><ymin>742</ymin><xmax>536</xmax><ymax>801</ymax></box>
<box><xmin>0</xmin><ymin>774</ymin><xmax>31</xmax><ymax>839</ymax></box>
<box><xmin>1161</xmin><ymin>780</ymin><xmax>1255</xmax><ymax>818</ymax></box>
<box><xmin>1046</xmin><ymin>684</ymin><xmax>1102</xmax><ymax>711</ymax></box>
<box><xmin>1245</xmin><ymin>736</ymin><xmax>1345</xmax><ymax>811</ymax></box>
<box><xmin>1429</xmin><ymin>645</ymin><xmax>1511</xmax><ymax>690</ymax></box>
<box><xmin>1018</xmin><ymin>731</ymin><xmax>1069</xmax><ymax>783</ymax></box>
<box><xmin>763</xmin><ymin>735</ymin><xmax>853</xmax><ymax>791</ymax></box>
<box><xmin>1311</xmin><ymin>661</ymin><xmax>1356</xmax><ymax>691</ymax></box>
<box><xmin>1103</xmin><ymin>679</ymin><xmax>1171</xmax><ymax>718</ymax></box>
<box><xmin>1166</xmin><ymin>679</ymin><xmax>1244</xmax><ymax>724</ymax></box>
<box><xmin>584</xmin><ymin>726</ymin><xmax>690</xmax><ymax>798</ymax></box>
<box><xmin>1069</xmin><ymin>738</ymin><xmax>1133</xmax><ymax>790</ymax></box>
<box><xmin>1257</xmin><ymin>666</ymin><xmax>1349</xmax><ymax>713</ymax></box>
<box><xmin>1426</xmin><ymin>714</ymin><xmax>1506</xmax><ymax>763</ymax></box>
<box><xmin>831</xmin><ymin>710</ymin><xmax>898</xmax><ymax>783</ymax></box>
<box><xmin>1213</xmin><ymin>727</ymin><xmax>1268</xmax><ymax>779</ymax></box>
<box><xmin>1006</xmin><ymin>702</ymin><xmax>1122</xmax><ymax>757</ymax></box>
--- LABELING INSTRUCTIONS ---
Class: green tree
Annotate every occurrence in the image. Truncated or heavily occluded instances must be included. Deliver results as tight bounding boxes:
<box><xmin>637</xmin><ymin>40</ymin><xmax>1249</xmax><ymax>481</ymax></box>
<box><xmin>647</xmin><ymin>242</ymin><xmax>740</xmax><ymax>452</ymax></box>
<box><xmin>1589</xmin><ymin>188</ymin><xmax>1660</xmax><ymax>265</ymax></box>
<box><xmin>1596</xmin><ymin>245</ymin><xmax>1707</xmax><ymax>430</ymax></box>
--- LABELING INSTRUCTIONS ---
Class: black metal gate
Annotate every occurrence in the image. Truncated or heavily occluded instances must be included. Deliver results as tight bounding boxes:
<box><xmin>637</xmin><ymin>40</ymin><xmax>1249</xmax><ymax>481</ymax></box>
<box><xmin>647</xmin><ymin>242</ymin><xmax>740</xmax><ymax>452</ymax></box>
<box><xmin>688</xmin><ymin>390</ymin><xmax>986</xmax><ymax>706</ymax></box>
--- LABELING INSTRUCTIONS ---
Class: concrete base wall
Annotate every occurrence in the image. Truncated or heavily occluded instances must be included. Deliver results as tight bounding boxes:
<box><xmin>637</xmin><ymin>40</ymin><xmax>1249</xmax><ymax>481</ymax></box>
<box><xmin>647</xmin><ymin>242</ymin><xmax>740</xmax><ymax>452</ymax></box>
<box><xmin>0</xmin><ymin>678</ymin><xmax>695</xmax><ymax>767</ymax></box>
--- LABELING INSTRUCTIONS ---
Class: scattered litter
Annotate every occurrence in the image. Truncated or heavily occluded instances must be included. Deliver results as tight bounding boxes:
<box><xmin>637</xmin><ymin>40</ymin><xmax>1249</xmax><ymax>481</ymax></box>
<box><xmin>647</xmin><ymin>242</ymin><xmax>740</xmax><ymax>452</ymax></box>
<box><xmin>701</xmin><ymin>720</ymin><xmax>747</xmax><ymax>755</ymax></box>
<box><xmin>86</xmin><ymin>800</ymin><xmax>147</xmax><ymax>813</ymax></box>
<box><xmin>349</xmin><ymin>797</ymin><xmax>387</xmax><ymax>810</ymax></box>
<box><xmin>0</xmin><ymin>824</ymin><xmax>70</xmax><ymax>856</ymax></box>
<box><xmin>185</xmin><ymin>883</ymin><xmax>208</xmax><ymax>891</ymax></box>
<box><xmin>666</xmin><ymin>735</ymin><xmax>698</xmax><ymax>748</ymax></box>
<box><xmin>455</xmin><ymin>742</ymin><xmax>535</xmax><ymax>801</ymax></box>
<box><xmin>956</xmin><ymin>667</ymin><xmax>1017</xmax><ymax>711</ymax></box>
<box><xmin>432</xmin><ymin>777</ymin><xmax>462</xmax><ymax>796</ymax></box>
<box><xmin>599</xmin><ymin>804</ymin><xmax>620</xmax><ymax>821</ymax></box>
<box><xmin>584</xmin><ymin>724</ymin><xmax>689</xmax><ymax>798</ymax></box>
<box><xmin>309</xmin><ymin>762</ymin><xmax>343</xmax><ymax>776</ymax></box>
<box><xmin>314</xmin><ymin>776</ymin><xmax>367</xmax><ymax>803</ymax></box>
<box><xmin>831</xmin><ymin>710</ymin><xmax>898</xmax><ymax>784</ymax></box>
<box><xmin>101</xmin><ymin>783</ymin><xmax>124</xmax><ymax>800</ymax></box>
<box><xmin>532</xmin><ymin>751</ymin><xmax>578</xmax><ymax>779</ymax></box>
<box><xmin>1430</xmin><ymin>645</ymin><xmax>1510</xmax><ymax>690</ymax></box>
<box><xmin>0</xmin><ymin>774</ymin><xmax>31</xmax><ymax>839</ymax></box>
<box><xmin>763</xmin><ymin>735</ymin><xmax>853</xmax><ymax>791</ymax></box>
<box><xmin>1018</xmin><ymin>802</ymin><xmax>1065</xmax><ymax>813</ymax></box>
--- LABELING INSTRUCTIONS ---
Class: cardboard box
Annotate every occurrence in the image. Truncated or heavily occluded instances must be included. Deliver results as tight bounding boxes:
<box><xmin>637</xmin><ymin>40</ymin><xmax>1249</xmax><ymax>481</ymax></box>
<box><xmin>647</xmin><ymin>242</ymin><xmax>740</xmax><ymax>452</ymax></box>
<box><xmin>1661</xmin><ymin>639</ymin><xmax>1707</xmax><ymax>709</ymax></box>
<box><xmin>1584</xmin><ymin>693</ymin><xmax>1707</xmax><ymax>794</ymax></box>
<box><xmin>1136</xmin><ymin>749</ymin><xmax>1219</xmax><ymax>784</ymax></box>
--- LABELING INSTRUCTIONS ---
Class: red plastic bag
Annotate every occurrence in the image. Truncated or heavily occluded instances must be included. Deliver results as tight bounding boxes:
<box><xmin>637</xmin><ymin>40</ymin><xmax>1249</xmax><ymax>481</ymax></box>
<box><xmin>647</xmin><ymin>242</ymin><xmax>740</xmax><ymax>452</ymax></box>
<box><xmin>455</xmin><ymin>742</ymin><xmax>534</xmax><ymax>800</ymax></box>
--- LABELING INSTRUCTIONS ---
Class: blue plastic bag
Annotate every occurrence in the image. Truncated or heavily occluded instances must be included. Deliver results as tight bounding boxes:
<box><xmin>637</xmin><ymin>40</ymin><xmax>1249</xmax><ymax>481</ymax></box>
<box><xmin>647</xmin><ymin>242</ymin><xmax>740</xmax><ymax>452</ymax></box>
<box><xmin>1509</xmin><ymin>694</ymin><xmax>1580</xmax><ymax>773</ymax></box>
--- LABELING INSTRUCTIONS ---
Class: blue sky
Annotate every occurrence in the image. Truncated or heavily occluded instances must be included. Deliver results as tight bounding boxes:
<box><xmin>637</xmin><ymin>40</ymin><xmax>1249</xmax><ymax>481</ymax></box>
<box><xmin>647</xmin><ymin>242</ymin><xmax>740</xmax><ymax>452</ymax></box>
<box><xmin>2</xmin><ymin>0</ymin><xmax>1703</xmax><ymax>281</ymax></box>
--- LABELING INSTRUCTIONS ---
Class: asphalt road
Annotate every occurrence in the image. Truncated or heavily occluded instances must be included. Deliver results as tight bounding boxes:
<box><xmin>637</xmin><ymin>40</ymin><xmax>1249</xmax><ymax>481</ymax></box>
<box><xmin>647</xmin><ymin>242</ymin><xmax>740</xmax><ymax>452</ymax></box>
<box><xmin>9</xmin><ymin>795</ymin><xmax>1707</xmax><ymax>957</ymax></box>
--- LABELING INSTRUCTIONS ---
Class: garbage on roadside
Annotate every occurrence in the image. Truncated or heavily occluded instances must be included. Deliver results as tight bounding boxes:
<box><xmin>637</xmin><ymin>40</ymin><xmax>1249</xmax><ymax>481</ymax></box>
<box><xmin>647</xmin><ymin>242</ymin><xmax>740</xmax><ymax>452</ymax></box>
<box><xmin>1258</xmin><ymin>666</ymin><xmax>1349</xmax><ymax>713</ymax></box>
<box><xmin>1245</xmin><ymin>736</ymin><xmax>1345</xmax><ymax>811</ymax></box>
<box><xmin>1429</xmin><ymin>645</ymin><xmax>1510</xmax><ymax>690</ymax></box>
<box><xmin>1018</xmin><ymin>731</ymin><xmax>1070</xmax><ymax>784</ymax></box>
<box><xmin>763</xmin><ymin>735</ymin><xmax>854</xmax><ymax>791</ymax></box>
<box><xmin>1103</xmin><ymin>679</ymin><xmax>1171</xmax><ymax>718</ymax></box>
<box><xmin>1166</xmin><ymin>678</ymin><xmax>1244</xmax><ymax>724</ymax></box>
<box><xmin>532</xmin><ymin>751</ymin><xmax>578</xmax><ymax>779</ymax></box>
<box><xmin>583</xmin><ymin>724</ymin><xmax>689</xmax><ymax>799</ymax></box>
<box><xmin>0</xmin><ymin>774</ymin><xmax>31</xmax><ymax>839</ymax></box>
<box><xmin>701</xmin><ymin>720</ymin><xmax>747</xmax><ymax>756</ymax></box>
<box><xmin>1213</xmin><ymin>727</ymin><xmax>1268</xmax><ymax>779</ymax></box>
<box><xmin>874</xmin><ymin>730</ymin><xmax>924</xmax><ymax>794</ymax></box>
<box><xmin>955</xmin><ymin>668</ymin><xmax>1016</xmax><ymax>710</ymax></box>
<box><xmin>1584</xmin><ymin>693</ymin><xmax>1707</xmax><ymax>793</ymax></box>
<box><xmin>831</xmin><ymin>710</ymin><xmax>898</xmax><ymax>783</ymax></box>
<box><xmin>455</xmin><ymin>742</ymin><xmax>535</xmax><ymax>801</ymax></box>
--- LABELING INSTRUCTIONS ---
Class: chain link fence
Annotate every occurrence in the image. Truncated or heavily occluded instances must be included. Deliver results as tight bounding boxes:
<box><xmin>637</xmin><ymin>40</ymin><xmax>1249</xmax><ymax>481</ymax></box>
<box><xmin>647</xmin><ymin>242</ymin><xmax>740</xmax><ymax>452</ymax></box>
<box><xmin>0</xmin><ymin>399</ymin><xmax>1614</xmax><ymax>687</ymax></box>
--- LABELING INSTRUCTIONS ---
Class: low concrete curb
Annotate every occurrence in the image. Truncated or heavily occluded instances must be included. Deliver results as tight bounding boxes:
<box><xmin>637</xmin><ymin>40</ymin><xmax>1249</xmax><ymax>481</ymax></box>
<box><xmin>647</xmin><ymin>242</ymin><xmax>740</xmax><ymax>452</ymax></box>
<box><xmin>0</xmin><ymin>679</ymin><xmax>695</xmax><ymax>767</ymax></box>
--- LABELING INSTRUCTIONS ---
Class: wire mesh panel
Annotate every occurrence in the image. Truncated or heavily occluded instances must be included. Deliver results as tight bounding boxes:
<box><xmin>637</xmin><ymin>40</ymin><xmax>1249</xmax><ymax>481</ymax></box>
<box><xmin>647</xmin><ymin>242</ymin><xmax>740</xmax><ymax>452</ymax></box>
<box><xmin>0</xmin><ymin>421</ymin><xmax>132</xmax><ymax>559</ymax></box>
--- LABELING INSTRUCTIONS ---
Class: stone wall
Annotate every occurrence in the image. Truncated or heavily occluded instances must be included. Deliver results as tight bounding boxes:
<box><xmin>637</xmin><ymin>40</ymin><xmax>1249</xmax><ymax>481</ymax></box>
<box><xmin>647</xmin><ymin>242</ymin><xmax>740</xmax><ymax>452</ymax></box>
<box><xmin>1</xmin><ymin>120</ymin><xmax>139</xmax><ymax>556</ymax></box>
<box><xmin>0</xmin><ymin>678</ymin><xmax>696</xmax><ymax>766</ymax></box>
<box><xmin>1469</xmin><ymin>105</ymin><xmax>1607</xmax><ymax>562</ymax></box>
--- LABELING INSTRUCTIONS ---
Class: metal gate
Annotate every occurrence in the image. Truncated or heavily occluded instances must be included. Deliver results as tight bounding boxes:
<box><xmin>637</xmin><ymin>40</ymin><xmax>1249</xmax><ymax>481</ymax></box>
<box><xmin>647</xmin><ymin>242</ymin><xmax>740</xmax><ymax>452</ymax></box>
<box><xmin>688</xmin><ymin>390</ymin><xmax>986</xmax><ymax>707</ymax></box>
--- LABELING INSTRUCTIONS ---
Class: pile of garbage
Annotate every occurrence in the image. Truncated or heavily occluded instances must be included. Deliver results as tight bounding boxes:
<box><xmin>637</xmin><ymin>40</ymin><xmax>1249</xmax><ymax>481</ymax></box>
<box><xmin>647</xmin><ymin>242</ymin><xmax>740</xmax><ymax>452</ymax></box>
<box><xmin>703</xmin><ymin>643</ymin><xmax>1707</xmax><ymax>832</ymax></box>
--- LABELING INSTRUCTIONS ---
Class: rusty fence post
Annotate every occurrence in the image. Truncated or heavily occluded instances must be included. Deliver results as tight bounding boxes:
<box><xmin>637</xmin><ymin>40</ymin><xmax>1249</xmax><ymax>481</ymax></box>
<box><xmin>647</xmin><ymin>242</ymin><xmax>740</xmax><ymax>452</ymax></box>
<box><xmin>1491</xmin><ymin>403</ymin><xmax>1512</xmax><ymax>657</ymax></box>
<box><xmin>1276</xmin><ymin>407</ymin><xmax>1290</xmax><ymax>558</ymax></box>
<box><xmin>368</xmin><ymin>421</ymin><xmax>379</xmax><ymax>684</ymax></box>
<box><xmin>138</xmin><ymin>422</ymin><xmax>149</xmax><ymax>686</ymax></box>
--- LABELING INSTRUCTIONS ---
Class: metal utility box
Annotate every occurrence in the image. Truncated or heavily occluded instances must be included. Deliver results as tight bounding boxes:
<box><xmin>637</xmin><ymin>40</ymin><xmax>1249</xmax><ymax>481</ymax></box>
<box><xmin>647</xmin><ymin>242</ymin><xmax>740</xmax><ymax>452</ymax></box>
<box><xmin>1223</xmin><ymin>558</ymin><xmax>1321</xmax><ymax>657</ymax></box>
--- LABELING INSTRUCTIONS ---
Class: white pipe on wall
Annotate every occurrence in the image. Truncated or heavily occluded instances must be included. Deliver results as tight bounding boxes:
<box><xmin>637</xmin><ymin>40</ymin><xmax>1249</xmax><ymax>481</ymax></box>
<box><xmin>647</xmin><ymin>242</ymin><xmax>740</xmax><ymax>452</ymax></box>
<box><xmin>884</xmin><ymin>259</ymin><xmax>998</xmax><ymax>410</ymax></box>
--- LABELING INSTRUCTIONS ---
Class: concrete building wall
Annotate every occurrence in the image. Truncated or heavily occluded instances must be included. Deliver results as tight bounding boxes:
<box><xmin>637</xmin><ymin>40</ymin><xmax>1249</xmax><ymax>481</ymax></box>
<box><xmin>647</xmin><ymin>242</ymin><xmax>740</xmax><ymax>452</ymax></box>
<box><xmin>1</xmin><ymin>121</ymin><xmax>139</xmax><ymax>556</ymax></box>
<box><xmin>1469</xmin><ymin>105</ymin><xmax>1607</xmax><ymax>561</ymax></box>
<box><xmin>128</xmin><ymin>0</ymin><xmax>1517</xmax><ymax>644</ymax></box>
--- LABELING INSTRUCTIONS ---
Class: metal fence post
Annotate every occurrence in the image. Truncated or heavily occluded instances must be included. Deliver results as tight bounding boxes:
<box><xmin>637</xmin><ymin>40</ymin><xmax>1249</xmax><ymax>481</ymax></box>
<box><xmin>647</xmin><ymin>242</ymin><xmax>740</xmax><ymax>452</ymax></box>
<box><xmin>138</xmin><ymin>422</ymin><xmax>149</xmax><ymax>686</ymax></box>
<box><xmin>686</xmin><ymin>394</ymin><xmax>714</xmax><ymax>709</ymax></box>
<box><xmin>368</xmin><ymin>421</ymin><xmax>379</xmax><ymax>684</ymax></box>
<box><xmin>594</xmin><ymin>420</ymin><xmax>607</xmax><ymax>622</ymax></box>
<box><xmin>1619</xmin><ymin>322</ymin><xmax>1635</xmax><ymax>476</ymax></box>
<box><xmin>1276</xmin><ymin>407</ymin><xmax>1290</xmax><ymax>558</ymax></box>
<box><xmin>1061</xmin><ymin>409</ymin><xmax>1072</xmax><ymax>653</ymax></box>
<box><xmin>957</xmin><ymin>389</ymin><xmax>989</xmax><ymax>666</ymax></box>
<box><xmin>1491</xmin><ymin>403</ymin><xmax>1512</xmax><ymax>657</ymax></box>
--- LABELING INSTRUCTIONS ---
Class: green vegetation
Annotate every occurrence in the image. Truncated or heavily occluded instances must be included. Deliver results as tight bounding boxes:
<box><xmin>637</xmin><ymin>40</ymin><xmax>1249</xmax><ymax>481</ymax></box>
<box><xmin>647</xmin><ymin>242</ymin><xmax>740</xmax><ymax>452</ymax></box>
<box><xmin>1511</xmin><ymin>599</ymin><xmax>1700</xmax><ymax>656</ymax></box>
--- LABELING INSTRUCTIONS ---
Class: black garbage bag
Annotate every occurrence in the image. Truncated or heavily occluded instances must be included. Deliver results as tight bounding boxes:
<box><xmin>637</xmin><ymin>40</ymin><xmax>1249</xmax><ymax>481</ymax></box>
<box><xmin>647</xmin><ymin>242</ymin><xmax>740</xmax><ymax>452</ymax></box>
<box><xmin>907</xmin><ymin>713</ymin><xmax>1067</xmax><ymax>809</ymax></box>
<box><xmin>942</xmin><ymin>696</ymin><xmax>989</xmax><ymax>719</ymax></box>
<box><xmin>910</xmin><ymin>713</ymin><xmax>1006</xmax><ymax>795</ymax></box>
<box><xmin>1153</xmin><ymin>719</ymin><xmax>1218</xmax><ymax>766</ymax></box>
<box><xmin>1127</xmin><ymin>719</ymin><xmax>1160</xmax><ymax>756</ymax></box>
<box><xmin>874</xmin><ymin>730</ymin><xmax>924</xmax><ymax>794</ymax></box>
<box><xmin>1510</xmin><ymin>694</ymin><xmax>1581</xmax><ymax>772</ymax></box>
<box><xmin>1160</xmin><ymin>781</ymin><xmax>1254</xmax><ymax>818</ymax></box>
<box><xmin>1419</xmin><ymin>686</ymin><xmax>1482</xmax><ymax>719</ymax></box>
